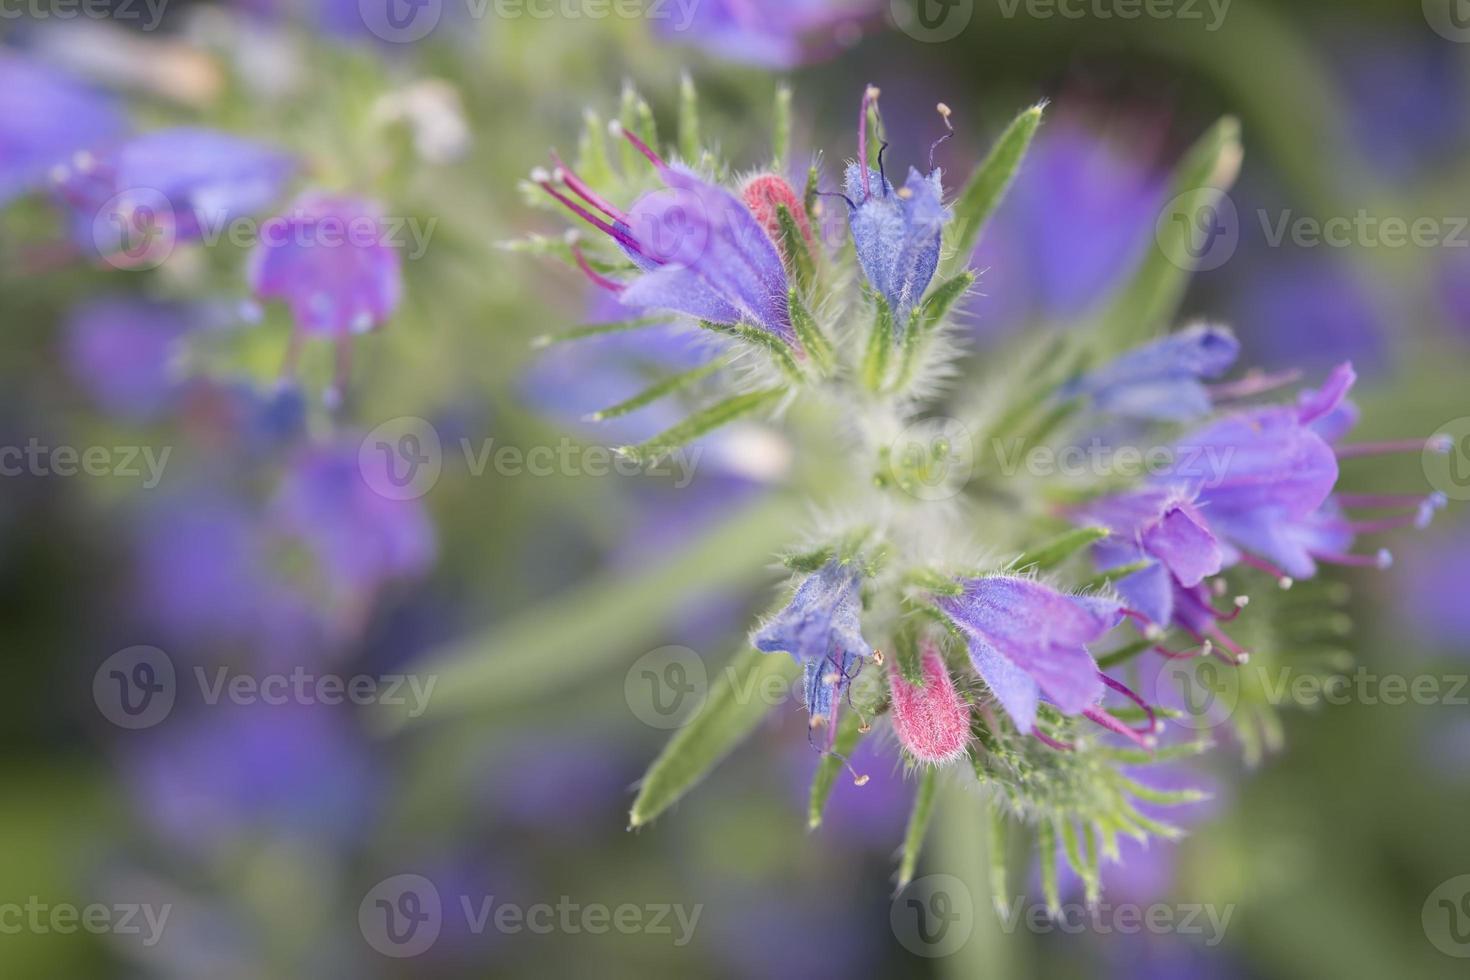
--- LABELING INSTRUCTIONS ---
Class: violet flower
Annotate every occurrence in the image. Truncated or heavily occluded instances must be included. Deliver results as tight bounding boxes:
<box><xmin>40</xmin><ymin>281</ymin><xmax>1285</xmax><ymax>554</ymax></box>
<box><xmin>533</xmin><ymin>126</ymin><xmax>794</xmax><ymax>344</ymax></box>
<box><xmin>933</xmin><ymin>575</ymin><xmax>1155</xmax><ymax>747</ymax></box>
<box><xmin>54</xmin><ymin>127</ymin><xmax>293</xmax><ymax>255</ymax></box>
<box><xmin>65</xmin><ymin>297</ymin><xmax>191</xmax><ymax>422</ymax></box>
<box><xmin>840</xmin><ymin>86</ymin><xmax>952</xmax><ymax>327</ymax></box>
<box><xmin>752</xmin><ymin>561</ymin><xmax>873</xmax><ymax>744</ymax></box>
<box><xmin>1077</xmin><ymin>486</ymin><xmax>1231</xmax><ymax>645</ymax></box>
<box><xmin>655</xmin><ymin>0</ymin><xmax>876</xmax><ymax>69</ymax></box>
<box><xmin>1061</xmin><ymin>323</ymin><xmax>1240</xmax><ymax>422</ymax></box>
<box><xmin>0</xmin><ymin>53</ymin><xmax>125</xmax><ymax>205</ymax></box>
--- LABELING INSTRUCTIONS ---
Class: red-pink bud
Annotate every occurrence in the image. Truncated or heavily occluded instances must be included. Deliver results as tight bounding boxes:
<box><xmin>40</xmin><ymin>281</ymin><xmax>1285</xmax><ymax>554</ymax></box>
<box><xmin>889</xmin><ymin>644</ymin><xmax>971</xmax><ymax>764</ymax></box>
<box><xmin>742</xmin><ymin>174</ymin><xmax>812</xmax><ymax>261</ymax></box>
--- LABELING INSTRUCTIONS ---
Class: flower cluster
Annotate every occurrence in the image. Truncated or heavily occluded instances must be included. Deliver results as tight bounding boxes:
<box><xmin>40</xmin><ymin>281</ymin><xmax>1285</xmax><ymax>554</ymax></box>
<box><xmin>524</xmin><ymin>80</ymin><xmax>1452</xmax><ymax>897</ymax></box>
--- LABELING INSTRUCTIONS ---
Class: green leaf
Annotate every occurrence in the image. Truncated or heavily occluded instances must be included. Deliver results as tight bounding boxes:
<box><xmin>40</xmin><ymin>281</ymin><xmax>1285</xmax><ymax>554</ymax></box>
<box><xmin>1095</xmin><ymin>116</ymin><xmax>1242</xmax><ymax>348</ymax></box>
<box><xmin>1011</xmin><ymin>526</ymin><xmax>1108</xmax><ymax>572</ymax></box>
<box><xmin>808</xmin><ymin>708</ymin><xmax>869</xmax><ymax>829</ymax></box>
<box><xmin>896</xmin><ymin>767</ymin><xmax>938</xmax><ymax>890</ymax></box>
<box><xmin>944</xmin><ymin>104</ymin><xmax>1044</xmax><ymax>274</ymax></box>
<box><xmin>378</xmin><ymin>495</ymin><xmax>800</xmax><ymax>727</ymax></box>
<box><xmin>1095</xmin><ymin>636</ymin><xmax>1156</xmax><ymax>670</ymax></box>
<box><xmin>1037</xmin><ymin>819</ymin><xmax>1060</xmax><ymax>916</ymax></box>
<box><xmin>678</xmin><ymin>72</ymin><xmax>699</xmax><ymax>162</ymax></box>
<box><xmin>584</xmin><ymin>360</ymin><xmax>723</xmax><ymax>422</ymax></box>
<box><xmin>802</xmin><ymin>164</ymin><xmax>820</xmax><ymax>217</ymax></box>
<box><xmin>1078</xmin><ymin>559</ymin><xmax>1153</xmax><ymax>593</ymax></box>
<box><xmin>617</xmin><ymin>387</ymin><xmax>784</xmax><ymax>465</ymax></box>
<box><xmin>787</xmin><ymin>290</ymin><xmax>831</xmax><ymax>373</ymax></box>
<box><xmin>861</xmin><ymin>295</ymin><xmax>893</xmax><ymax>392</ymax></box>
<box><xmin>530</xmin><ymin>315</ymin><xmax>669</xmax><ymax>348</ymax></box>
<box><xmin>919</xmin><ymin>270</ymin><xmax>975</xmax><ymax>331</ymax></box>
<box><xmin>773</xmin><ymin>84</ymin><xmax>793</xmax><ymax>171</ymax></box>
<box><xmin>893</xmin><ymin>621</ymin><xmax>925</xmax><ymax>688</ymax></box>
<box><xmin>630</xmin><ymin>647</ymin><xmax>800</xmax><ymax>828</ymax></box>
<box><xmin>699</xmin><ymin>320</ymin><xmax>802</xmax><ymax>380</ymax></box>
<box><xmin>576</xmin><ymin>109</ymin><xmax>614</xmax><ymax>188</ymax></box>
<box><xmin>775</xmin><ymin>205</ymin><xmax>815</xmax><ymax>291</ymax></box>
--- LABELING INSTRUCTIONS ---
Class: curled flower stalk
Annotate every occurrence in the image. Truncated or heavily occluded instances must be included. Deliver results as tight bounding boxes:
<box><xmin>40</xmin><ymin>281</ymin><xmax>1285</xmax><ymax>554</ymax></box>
<box><xmin>522</xmin><ymin>81</ymin><xmax>1448</xmax><ymax>897</ymax></box>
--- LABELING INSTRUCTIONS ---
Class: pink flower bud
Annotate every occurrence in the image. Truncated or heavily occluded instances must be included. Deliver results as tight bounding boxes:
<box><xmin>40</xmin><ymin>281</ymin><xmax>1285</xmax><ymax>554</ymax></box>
<box><xmin>889</xmin><ymin>643</ymin><xmax>971</xmax><ymax>764</ymax></box>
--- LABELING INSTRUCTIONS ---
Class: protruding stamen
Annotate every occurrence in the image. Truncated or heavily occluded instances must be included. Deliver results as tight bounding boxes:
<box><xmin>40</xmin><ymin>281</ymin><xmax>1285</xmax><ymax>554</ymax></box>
<box><xmin>1206</xmin><ymin>368</ymin><xmax>1302</xmax><ymax>401</ymax></box>
<box><xmin>1032</xmin><ymin>728</ymin><xmax>1075</xmax><ymax>752</ymax></box>
<box><xmin>858</xmin><ymin>84</ymin><xmax>881</xmax><ymax>201</ymax></box>
<box><xmin>570</xmin><ymin>242</ymin><xmax>625</xmax><ymax>294</ymax></box>
<box><xmin>1336</xmin><ymin>436</ymin><xmax>1451</xmax><ymax>459</ymax></box>
<box><xmin>929</xmin><ymin>102</ymin><xmax>954</xmax><ymax>171</ymax></box>
<box><xmin>1207</xmin><ymin>626</ymin><xmax>1250</xmax><ymax>665</ymax></box>
<box><xmin>1121</xmin><ymin>608</ymin><xmax>1165</xmax><ymax>640</ymax></box>
<box><xmin>1083</xmin><ymin>705</ymin><xmax>1156</xmax><ymax>750</ymax></box>
<box><xmin>535</xmin><ymin>171</ymin><xmax>647</xmax><ymax>257</ymax></box>
<box><xmin>1237</xmin><ymin>552</ymin><xmax>1294</xmax><ymax>589</ymax></box>
<box><xmin>1155</xmin><ymin>638</ymin><xmax>1212</xmax><ymax>660</ymax></box>
<box><xmin>877</xmin><ymin>141</ymin><xmax>890</xmax><ymax>195</ymax></box>
<box><xmin>1312</xmin><ymin>548</ymin><xmax>1394</xmax><ymax>570</ymax></box>
<box><xmin>609</xmin><ymin>120</ymin><xmax>667</xmax><ymax>169</ymax></box>
<box><xmin>1099</xmin><ymin>673</ymin><xmax>1161</xmax><ymax>735</ymax></box>
<box><xmin>549</xmin><ymin>151</ymin><xmax>628</xmax><ymax>224</ymax></box>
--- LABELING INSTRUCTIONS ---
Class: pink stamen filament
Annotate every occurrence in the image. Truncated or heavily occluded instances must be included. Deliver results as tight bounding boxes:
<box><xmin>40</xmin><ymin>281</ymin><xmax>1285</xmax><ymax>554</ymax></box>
<box><xmin>549</xmin><ymin>152</ymin><xmax>628</xmax><ymax>224</ymax></box>
<box><xmin>1099</xmin><ymin>673</ymin><xmax>1160</xmax><ymax>734</ymax></box>
<box><xmin>536</xmin><ymin>178</ymin><xmax>648</xmax><ymax>259</ymax></box>
<box><xmin>1154</xmin><ymin>639</ymin><xmax>1212</xmax><ymax>660</ymax></box>
<box><xmin>1083</xmin><ymin>706</ymin><xmax>1155</xmax><ymax>750</ymax></box>
<box><xmin>615</xmin><ymin>124</ymin><xmax>667</xmax><ymax>169</ymax></box>
<box><xmin>1311</xmin><ymin>548</ymin><xmax>1393</xmax><ymax>570</ymax></box>
<box><xmin>1032</xmin><ymin>728</ymin><xmax>1075</xmax><ymax>752</ymax></box>
<box><xmin>1236</xmin><ymin>552</ymin><xmax>1294</xmax><ymax>588</ymax></box>
<box><xmin>570</xmin><ymin>243</ymin><xmax>625</xmax><ymax>293</ymax></box>
<box><xmin>1206</xmin><ymin>368</ymin><xmax>1303</xmax><ymax>401</ymax></box>
<box><xmin>1336</xmin><ymin>437</ymin><xmax>1450</xmax><ymax>459</ymax></box>
<box><xmin>1206</xmin><ymin>626</ymin><xmax>1249</xmax><ymax>665</ymax></box>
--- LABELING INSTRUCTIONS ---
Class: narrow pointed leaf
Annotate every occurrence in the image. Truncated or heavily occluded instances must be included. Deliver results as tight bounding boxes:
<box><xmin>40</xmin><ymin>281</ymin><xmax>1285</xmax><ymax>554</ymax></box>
<box><xmin>1096</xmin><ymin>116</ymin><xmax>1242</xmax><ymax>347</ymax></box>
<box><xmin>1012</xmin><ymin>526</ymin><xmax>1109</xmax><ymax>572</ymax></box>
<box><xmin>787</xmin><ymin>290</ymin><xmax>831</xmax><ymax>372</ymax></box>
<box><xmin>945</xmin><ymin>104</ymin><xmax>1044</xmax><ymax>273</ymax></box>
<box><xmin>861</xmin><ymin>295</ymin><xmax>893</xmax><ymax>392</ymax></box>
<box><xmin>896</xmin><ymin>767</ymin><xmax>939</xmax><ymax>889</ymax></box>
<box><xmin>678</xmin><ymin>72</ymin><xmax>700</xmax><ymax>162</ymax></box>
<box><xmin>630</xmin><ymin>647</ymin><xmax>800</xmax><ymax>828</ymax></box>
<box><xmin>530</xmin><ymin>315</ymin><xmax>670</xmax><ymax>348</ymax></box>
<box><xmin>808</xmin><ymin>708</ymin><xmax>868</xmax><ymax>829</ymax></box>
<box><xmin>1037</xmin><ymin>820</ymin><xmax>1060</xmax><ymax>915</ymax></box>
<box><xmin>775</xmin><ymin>205</ymin><xmax>815</xmax><ymax>290</ymax></box>
<box><xmin>618</xmin><ymin>387</ymin><xmax>784</xmax><ymax>465</ymax></box>
<box><xmin>894</xmin><ymin>621</ymin><xmax>925</xmax><ymax>688</ymax></box>
<box><xmin>773</xmin><ymin>84</ymin><xmax>793</xmax><ymax>171</ymax></box>
<box><xmin>585</xmin><ymin>360</ymin><xmax>723</xmax><ymax>421</ymax></box>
